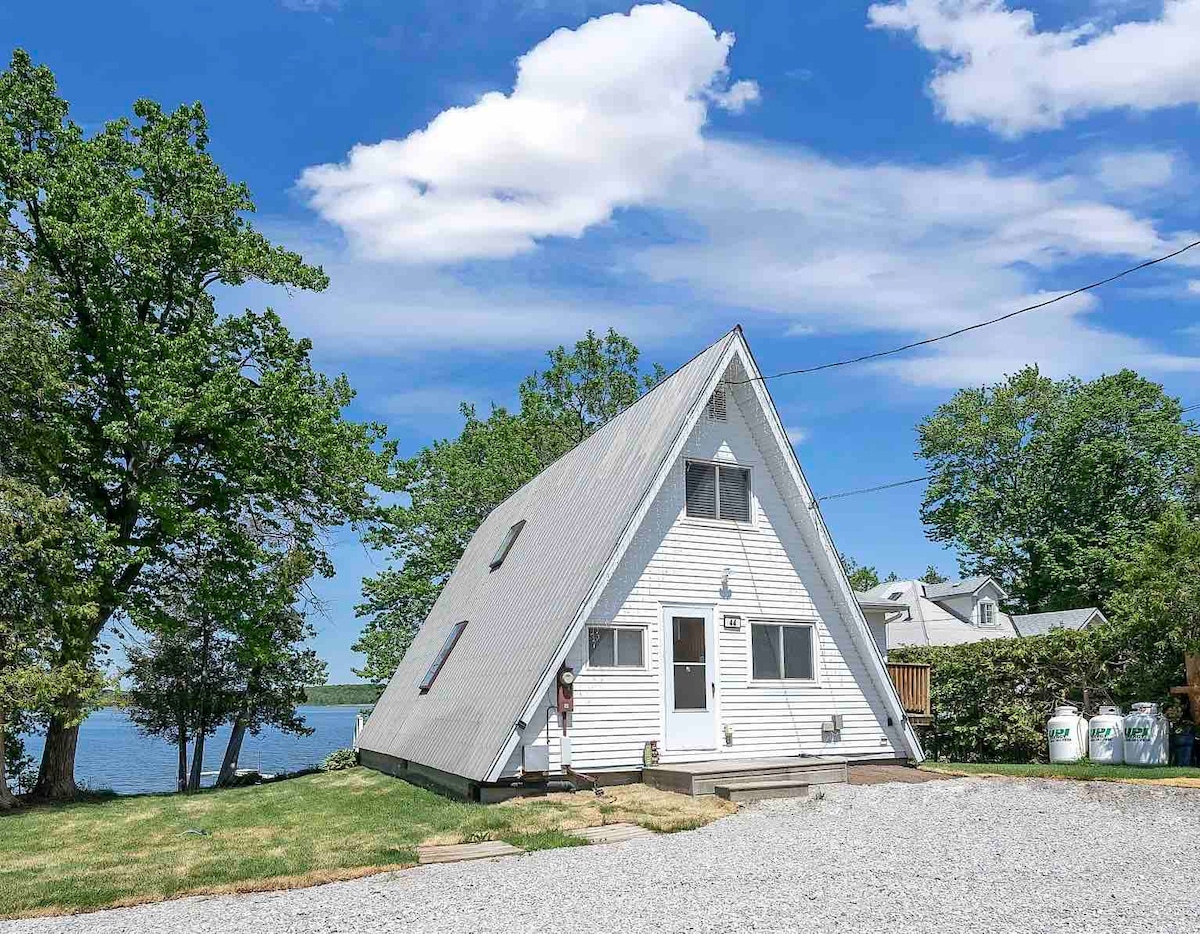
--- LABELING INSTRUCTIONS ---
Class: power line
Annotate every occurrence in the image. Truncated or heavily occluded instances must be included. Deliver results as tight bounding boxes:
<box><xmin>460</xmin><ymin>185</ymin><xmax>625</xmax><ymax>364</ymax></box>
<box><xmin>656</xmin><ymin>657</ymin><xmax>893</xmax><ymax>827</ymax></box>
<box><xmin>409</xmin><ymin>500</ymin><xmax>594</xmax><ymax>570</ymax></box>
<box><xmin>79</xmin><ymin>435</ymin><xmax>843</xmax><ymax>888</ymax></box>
<box><xmin>738</xmin><ymin>238</ymin><xmax>1200</xmax><ymax>384</ymax></box>
<box><xmin>814</xmin><ymin>400</ymin><xmax>1200</xmax><ymax>503</ymax></box>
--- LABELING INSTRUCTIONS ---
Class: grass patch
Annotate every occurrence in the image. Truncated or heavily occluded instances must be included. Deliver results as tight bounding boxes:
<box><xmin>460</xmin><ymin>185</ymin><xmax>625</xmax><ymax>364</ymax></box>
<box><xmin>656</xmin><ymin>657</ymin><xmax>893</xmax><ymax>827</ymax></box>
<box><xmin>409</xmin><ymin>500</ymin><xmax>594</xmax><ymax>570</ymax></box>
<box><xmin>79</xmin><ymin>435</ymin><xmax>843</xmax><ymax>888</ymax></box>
<box><xmin>922</xmin><ymin>761</ymin><xmax>1200</xmax><ymax>784</ymax></box>
<box><xmin>0</xmin><ymin>770</ymin><xmax>730</xmax><ymax>918</ymax></box>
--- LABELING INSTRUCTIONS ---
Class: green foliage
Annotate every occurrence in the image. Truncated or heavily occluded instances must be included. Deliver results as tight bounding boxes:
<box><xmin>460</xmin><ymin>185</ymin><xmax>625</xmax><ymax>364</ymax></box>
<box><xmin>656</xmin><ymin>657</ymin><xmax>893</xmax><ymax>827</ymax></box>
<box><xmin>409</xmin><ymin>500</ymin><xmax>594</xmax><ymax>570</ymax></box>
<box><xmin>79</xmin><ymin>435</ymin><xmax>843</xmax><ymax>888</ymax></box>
<box><xmin>894</xmin><ymin>622</ymin><xmax>1183</xmax><ymax>763</ymax></box>
<box><xmin>919</xmin><ymin>365</ymin><xmax>1200</xmax><ymax>613</ymax></box>
<box><xmin>320</xmin><ymin>748</ymin><xmax>358</xmax><ymax>771</ymax></box>
<box><xmin>919</xmin><ymin>565</ymin><xmax>947</xmax><ymax>584</ymax></box>
<box><xmin>840</xmin><ymin>553</ymin><xmax>898</xmax><ymax>592</ymax></box>
<box><xmin>301</xmin><ymin>683</ymin><xmax>384</xmax><ymax>705</ymax></box>
<box><xmin>354</xmin><ymin>328</ymin><xmax>663</xmax><ymax>682</ymax></box>
<box><xmin>1109</xmin><ymin>505</ymin><xmax>1200</xmax><ymax>659</ymax></box>
<box><xmin>0</xmin><ymin>50</ymin><xmax>390</xmax><ymax>794</ymax></box>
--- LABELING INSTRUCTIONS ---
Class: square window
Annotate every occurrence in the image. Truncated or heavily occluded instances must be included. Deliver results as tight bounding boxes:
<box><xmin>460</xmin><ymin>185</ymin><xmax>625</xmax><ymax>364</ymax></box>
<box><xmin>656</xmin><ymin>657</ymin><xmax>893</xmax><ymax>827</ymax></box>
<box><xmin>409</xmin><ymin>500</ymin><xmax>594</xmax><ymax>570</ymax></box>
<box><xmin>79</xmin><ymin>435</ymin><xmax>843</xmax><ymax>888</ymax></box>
<box><xmin>751</xmin><ymin>622</ymin><xmax>816</xmax><ymax>682</ymax></box>
<box><xmin>588</xmin><ymin>626</ymin><xmax>644</xmax><ymax>668</ymax></box>
<box><xmin>685</xmin><ymin>461</ymin><xmax>752</xmax><ymax>523</ymax></box>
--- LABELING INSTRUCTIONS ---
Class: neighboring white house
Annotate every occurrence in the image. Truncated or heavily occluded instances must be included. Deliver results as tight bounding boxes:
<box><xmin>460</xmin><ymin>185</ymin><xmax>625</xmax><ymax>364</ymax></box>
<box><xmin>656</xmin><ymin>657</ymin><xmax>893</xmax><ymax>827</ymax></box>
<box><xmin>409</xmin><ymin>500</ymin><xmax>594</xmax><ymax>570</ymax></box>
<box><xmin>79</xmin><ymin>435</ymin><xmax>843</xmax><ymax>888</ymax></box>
<box><xmin>857</xmin><ymin>575</ymin><xmax>1107</xmax><ymax>654</ymax></box>
<box><xmin>356</xmin><ymin>328</ymin><xmax>923</xmax><ymax>799</ymax></box>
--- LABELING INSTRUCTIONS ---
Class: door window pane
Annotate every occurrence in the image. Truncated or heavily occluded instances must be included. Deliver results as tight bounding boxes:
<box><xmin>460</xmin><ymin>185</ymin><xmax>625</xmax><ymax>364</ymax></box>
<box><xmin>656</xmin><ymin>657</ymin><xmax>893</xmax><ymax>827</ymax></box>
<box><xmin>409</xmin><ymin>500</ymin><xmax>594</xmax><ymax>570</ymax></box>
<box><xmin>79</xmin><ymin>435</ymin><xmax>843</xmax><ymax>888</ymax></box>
<box><xmin>617</xmin><ymin>628</ymin><xmax>644</xmax><ymax>667</ymax></box>
<box><xmin>588</xmin><ymin>627</ymin><xmax>615</xmax><ymax>667</ymax></box>
<box><xmin>752</xmin><ymin>624</ymin><xmax>782</xmax><ymax>680</ymax></box>
<box><xmin>685</xmin><ymin>462</ymin><xmax>717</xmax><ymax>519</ymax></box>
<box><xmin>673</xmin><ymin>663</ymin><xmax>706</xmax><ymax>710</ymax></box>
<box><xmin>673</xmin><ymin>617</ymin><xmax>705</xmax><ymax>663</ymax></box>
<box><xmin>718</xmin><ymin>466</ymin><xmax>751</xmax><ymax>522</ymax></box>
<box><xmin>782</xmin><ymin>626</ymin><xmax>814</xmax><ymax>680</ymax></box>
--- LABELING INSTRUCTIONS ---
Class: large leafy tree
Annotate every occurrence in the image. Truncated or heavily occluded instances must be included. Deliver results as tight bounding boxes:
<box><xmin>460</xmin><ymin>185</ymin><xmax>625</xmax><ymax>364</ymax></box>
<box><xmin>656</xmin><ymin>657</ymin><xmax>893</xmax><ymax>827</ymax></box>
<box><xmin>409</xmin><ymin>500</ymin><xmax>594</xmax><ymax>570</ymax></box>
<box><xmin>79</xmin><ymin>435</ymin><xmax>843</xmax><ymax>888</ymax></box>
<box><xmin>0</xmin><ymin>479</ymin><xmax>108</xmax><ymax>807</ymax></box>
<box><xmin>355</xmin><ymin>329</ymin><xmax>663</xmax><ymax>682</ymax></box>
<box><xmin>0</xmin><ymin>51</ymin><xmax>390</xmax><ymax>798</ymax></box>
<box><xmin>919</xmin><ymin>366</ymin><xmax>1200</xmax><ymax>613</ymax></box>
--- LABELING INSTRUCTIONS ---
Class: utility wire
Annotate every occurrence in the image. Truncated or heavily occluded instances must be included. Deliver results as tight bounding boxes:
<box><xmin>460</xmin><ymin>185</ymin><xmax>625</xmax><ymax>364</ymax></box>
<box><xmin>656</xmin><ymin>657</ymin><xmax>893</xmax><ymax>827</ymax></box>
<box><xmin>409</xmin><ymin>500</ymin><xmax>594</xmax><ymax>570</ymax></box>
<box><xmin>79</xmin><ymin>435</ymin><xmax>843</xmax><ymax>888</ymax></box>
<box><xmin>814</xmin><ymin>401</ymin><xmax>1200</xmax><ymax>503</ymax></box>
<box><xmin>738</xmin><ymin>238</ymin><xmax>1200</xmax><ymax>384</ymax></box>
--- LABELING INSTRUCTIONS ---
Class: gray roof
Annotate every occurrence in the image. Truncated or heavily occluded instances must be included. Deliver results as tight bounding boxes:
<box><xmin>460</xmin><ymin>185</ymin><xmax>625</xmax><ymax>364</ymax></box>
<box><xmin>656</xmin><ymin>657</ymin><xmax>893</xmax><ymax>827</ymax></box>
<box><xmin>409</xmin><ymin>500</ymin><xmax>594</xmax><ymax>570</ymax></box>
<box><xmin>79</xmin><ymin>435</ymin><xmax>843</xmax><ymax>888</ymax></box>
<box><xmin>356</xmin><ymin>330</ymin><xmax>738</xmax><ymax>782</ymax></box>
<box><xmin>1011</xmin><ymin>608</ymin><xmax>1105</xmax><ymax>637</ymax></box>
<box><xmin>922</xmin><ymin>575</ymin><xmax>999</xmax><ymax>600</ymax></box>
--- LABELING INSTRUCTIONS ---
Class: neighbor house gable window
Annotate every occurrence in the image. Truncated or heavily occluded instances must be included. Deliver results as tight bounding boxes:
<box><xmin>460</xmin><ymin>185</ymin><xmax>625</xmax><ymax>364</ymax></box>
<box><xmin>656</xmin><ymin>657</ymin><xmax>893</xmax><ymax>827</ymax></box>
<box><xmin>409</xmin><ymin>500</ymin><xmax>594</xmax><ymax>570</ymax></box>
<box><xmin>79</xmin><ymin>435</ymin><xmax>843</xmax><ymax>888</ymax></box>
<box><xmin>685</xmin><ymin>461</ymin><xmax>751</xmax><ymax>522</ymax></box>
<box><xmin>750</xmin><ymin>622</ymin><xmax>815</xmax><ymax>681</ymax></box>
<box><xmin>489</xmin><ymin>519</ymin><xmax>526</xmax><ymax>571</ymax></box>
<box><xmin>587</xmin><ymin>625</ymin><xmax>645</xmax><ymax>669</ymax></box>
<box><xmin>978</xmin><ymin>601</ymin><xmax>998</xmax><ymax>627</ymax></box>
<box><xmin>419</xmin><ymin>620</ymin><xmax>467</xmax><ymax>694</ymax></box>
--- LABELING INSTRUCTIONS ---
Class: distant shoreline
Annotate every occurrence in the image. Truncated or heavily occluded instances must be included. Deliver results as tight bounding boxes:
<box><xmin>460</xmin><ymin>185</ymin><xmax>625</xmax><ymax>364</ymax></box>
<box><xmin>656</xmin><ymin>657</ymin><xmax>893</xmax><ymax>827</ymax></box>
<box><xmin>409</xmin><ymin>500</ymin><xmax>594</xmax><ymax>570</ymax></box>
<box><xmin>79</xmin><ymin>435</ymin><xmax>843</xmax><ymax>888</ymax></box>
<box><xmin>101</xmin><ymin>683</ymin><xmax>384</xmax><ymax>709</ymax></box>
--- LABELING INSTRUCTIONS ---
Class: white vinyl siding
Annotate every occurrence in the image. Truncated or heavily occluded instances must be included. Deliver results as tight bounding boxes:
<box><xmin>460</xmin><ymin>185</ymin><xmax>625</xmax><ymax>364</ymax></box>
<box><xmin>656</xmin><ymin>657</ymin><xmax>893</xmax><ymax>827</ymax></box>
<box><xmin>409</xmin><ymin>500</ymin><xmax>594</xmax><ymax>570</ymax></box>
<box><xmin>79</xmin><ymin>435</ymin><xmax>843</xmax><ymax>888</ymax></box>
<box><xmin>499</xmin><ymin>379</ymin><xmax>901</xmax><ymax>777</ymax></box>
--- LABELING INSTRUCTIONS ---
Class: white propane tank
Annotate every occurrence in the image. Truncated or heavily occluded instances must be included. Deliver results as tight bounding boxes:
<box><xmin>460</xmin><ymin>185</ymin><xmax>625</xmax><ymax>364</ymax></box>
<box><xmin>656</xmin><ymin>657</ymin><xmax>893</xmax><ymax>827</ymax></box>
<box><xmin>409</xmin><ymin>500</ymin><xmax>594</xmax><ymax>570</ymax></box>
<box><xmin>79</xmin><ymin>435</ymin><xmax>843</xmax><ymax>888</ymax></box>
<box><xmin>1088</xmin><ymin>706</ymin><xmax>1125</xmax><ymax>764</ymax></box>
<box><xmin>1123</xmin><ymin>702</ymin><xmax>1169</xmax><ymax>766</ymax></box>
<box><xmin>1047</xmin><ymin>705</ymin><xmax>1088</xmax><ymax>763</ymax></box>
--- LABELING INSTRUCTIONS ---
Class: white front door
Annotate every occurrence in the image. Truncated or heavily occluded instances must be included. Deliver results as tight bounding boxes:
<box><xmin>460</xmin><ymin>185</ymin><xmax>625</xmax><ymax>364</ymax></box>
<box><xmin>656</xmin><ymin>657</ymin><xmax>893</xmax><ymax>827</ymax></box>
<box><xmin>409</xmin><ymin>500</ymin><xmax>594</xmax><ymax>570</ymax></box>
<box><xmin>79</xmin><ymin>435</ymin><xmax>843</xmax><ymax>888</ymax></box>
<box><xmin>663</xmin><ymin>606</ymin><xmax>716</xmax><ymax>751</ymax></box>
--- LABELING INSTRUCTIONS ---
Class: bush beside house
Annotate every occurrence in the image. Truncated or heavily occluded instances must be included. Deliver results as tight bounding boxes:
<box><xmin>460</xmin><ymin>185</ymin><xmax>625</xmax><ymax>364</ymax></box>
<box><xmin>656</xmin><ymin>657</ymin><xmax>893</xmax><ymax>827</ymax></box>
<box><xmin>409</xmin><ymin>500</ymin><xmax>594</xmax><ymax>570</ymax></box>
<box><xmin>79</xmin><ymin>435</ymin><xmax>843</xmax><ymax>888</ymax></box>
<box><xmin>893</xmin><ymin>623</ymin><xmax>1186</xmax><ymax>763</ymax></box>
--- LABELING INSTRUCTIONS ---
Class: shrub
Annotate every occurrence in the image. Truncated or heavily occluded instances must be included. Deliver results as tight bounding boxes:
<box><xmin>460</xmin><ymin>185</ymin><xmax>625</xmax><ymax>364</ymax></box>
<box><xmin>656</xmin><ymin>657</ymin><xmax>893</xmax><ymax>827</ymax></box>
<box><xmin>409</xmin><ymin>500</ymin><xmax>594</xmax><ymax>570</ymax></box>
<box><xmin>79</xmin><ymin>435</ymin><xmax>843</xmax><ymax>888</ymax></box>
<box><xmin>320</xmin><ymin>748</ymin><xmax>359</xmax><ymax>771</ymax></box>
<box><xmin>894</xmin><ymin>621</ymin><xmax>1185</xmax><ymax>763</ymax></box>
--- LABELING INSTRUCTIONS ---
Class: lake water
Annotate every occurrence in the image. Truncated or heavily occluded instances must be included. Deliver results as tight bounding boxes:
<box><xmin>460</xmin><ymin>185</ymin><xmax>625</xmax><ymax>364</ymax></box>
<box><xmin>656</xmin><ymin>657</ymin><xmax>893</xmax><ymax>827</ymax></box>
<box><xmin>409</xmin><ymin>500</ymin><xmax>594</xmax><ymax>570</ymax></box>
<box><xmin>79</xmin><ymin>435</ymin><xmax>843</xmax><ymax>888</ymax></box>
<box><xmin>18</xmin><ymin>705</ymin><xmax>366</xmax><ymax>795</ymax></box>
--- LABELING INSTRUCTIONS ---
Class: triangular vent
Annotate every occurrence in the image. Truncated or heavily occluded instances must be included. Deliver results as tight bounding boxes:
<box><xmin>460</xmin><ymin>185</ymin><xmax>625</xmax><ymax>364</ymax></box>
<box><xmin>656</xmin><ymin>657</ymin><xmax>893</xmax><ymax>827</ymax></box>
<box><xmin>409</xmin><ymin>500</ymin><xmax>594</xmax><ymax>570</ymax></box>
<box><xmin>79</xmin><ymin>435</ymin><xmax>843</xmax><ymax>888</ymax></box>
<box><xmin>706</xmin><ymin>385</ymin><xmax>727</xmax><ymax>421</ymax></box>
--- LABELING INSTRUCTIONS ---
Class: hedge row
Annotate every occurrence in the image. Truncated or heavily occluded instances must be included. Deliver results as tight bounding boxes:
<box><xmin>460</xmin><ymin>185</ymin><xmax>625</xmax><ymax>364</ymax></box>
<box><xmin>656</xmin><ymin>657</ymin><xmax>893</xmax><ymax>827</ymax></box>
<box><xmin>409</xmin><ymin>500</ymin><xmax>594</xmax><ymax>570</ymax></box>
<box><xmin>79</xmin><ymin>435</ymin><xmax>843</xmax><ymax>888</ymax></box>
<box><xmin>891</xmin><ymin>623</ymin><xmax>1186</xmax><ymax>763</ymax></box>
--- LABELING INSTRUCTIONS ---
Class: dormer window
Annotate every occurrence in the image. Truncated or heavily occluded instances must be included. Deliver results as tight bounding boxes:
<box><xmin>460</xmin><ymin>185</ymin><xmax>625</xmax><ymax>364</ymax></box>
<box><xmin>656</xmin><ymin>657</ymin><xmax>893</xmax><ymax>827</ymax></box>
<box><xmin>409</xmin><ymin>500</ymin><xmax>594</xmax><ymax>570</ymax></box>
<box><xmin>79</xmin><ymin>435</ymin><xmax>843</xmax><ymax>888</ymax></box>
<box><xmin>979</xmin><ymin>601</ymin><xmax>998</xmax><ymax>627</ymax></box>
<box><xmin>685</xmin><ymin>460</ymin><xmax>751</xmax><ymax>522</ymax></box>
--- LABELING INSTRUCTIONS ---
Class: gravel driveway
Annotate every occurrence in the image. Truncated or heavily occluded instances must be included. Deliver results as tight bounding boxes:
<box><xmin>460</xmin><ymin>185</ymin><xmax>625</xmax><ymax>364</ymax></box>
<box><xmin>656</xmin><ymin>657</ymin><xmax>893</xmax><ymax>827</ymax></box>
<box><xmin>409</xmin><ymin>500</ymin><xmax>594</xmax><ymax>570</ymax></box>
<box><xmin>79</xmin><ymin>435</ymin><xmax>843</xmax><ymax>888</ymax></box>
<box><xmin>6</xmin><ymin>777</ymin><xmax>1198</xmax><ymax>934</ymax></box>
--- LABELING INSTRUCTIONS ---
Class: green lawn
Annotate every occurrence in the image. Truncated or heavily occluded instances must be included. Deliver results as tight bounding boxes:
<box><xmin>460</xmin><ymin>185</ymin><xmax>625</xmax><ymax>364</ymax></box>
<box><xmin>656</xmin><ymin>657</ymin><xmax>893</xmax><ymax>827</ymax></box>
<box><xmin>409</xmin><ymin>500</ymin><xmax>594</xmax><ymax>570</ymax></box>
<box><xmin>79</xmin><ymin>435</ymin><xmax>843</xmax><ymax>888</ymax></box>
<box><xmin>922</xmin><ymin>761</ymin><xmax>1200</xmax><ymax>783</ymax></box>
<box><xmin>0</xmin><ymin>768</ymin><xmax>732</xmax><ymax>918</ymax></box>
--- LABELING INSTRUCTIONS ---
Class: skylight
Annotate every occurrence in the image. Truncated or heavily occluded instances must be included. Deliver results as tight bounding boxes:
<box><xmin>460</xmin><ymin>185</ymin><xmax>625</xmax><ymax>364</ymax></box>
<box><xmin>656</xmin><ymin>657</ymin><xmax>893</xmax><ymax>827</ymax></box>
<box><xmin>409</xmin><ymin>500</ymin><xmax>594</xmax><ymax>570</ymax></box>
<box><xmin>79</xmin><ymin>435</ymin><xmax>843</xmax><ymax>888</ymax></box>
<box><xmin>419</xmin><ymin>620</ymin><xmax>467</xmax><ymax>694</ymax></box>
<box><xmin>489</xmin><ymin>519</ymin><xmax>526</xmax><ymax>571</ymax></box>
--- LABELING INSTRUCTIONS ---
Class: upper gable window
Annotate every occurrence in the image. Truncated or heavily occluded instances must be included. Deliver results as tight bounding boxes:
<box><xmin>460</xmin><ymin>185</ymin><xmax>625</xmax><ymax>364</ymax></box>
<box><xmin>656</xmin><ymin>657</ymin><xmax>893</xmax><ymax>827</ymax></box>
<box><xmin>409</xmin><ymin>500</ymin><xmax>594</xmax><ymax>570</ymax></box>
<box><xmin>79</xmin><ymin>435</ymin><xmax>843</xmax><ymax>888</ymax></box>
<box><xmin>979</xmin><ymin>601</ymin><xmax>998</xmax><ymax>627</ymax></box>
<box><xmin>489</xmin><ymin>519</ymin><xmax>526</xmax><ymax>571</ymax></box>
<box><xmin>419</xmin><ymin>620</ymin><xmax>467</xmax><ymax>694</ymax></box>
<box><xmin>685</xmin><ymin>461</ymin><xmax>751</xmax><ymax>523</ymax></box>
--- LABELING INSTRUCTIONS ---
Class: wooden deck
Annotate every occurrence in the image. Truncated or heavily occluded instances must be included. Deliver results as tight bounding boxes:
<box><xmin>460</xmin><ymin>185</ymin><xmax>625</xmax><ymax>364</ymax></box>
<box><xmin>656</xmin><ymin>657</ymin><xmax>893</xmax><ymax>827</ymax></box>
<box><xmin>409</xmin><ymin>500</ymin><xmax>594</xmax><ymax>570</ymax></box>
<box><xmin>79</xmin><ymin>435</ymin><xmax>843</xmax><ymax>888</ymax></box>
<box><xmin>888</xmin><ymin>661</ymin><xmax>932</xmax><ymax>726</ymax></box>
<box><xmin>643</xmin><ymin>756</ymin><xmax>848</xmax><ymax>796</ymax></box>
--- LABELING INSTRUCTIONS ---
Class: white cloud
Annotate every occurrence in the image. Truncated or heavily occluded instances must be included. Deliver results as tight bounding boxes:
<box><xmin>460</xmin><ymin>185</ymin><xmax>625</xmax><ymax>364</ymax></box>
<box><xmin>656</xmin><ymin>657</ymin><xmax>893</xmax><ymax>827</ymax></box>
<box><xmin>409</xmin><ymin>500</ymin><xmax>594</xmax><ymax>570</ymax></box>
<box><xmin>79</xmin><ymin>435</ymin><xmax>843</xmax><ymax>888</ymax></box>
<box><xmin>633</xmin><ymin>139</ymin><xmax>1200</xmax><ymax>386</ymax></box>
<box><xmin>1094</xmin><ymin>150</ymin><xmax>1177</xmax><ymax>192</ymax></box>
<box><xmin>300</xmin><ymin>2</ymin><xmax>756</xmax><ymax>262</ymax></box>
<box><xmin>1188</xmin><ymin>279</ymin><xmax>1200</xmax><ymax>294</ymax></box>
<box><xmin>786</xmin><ymin>426</ymin><xmax>809</xmax><ymax>444</ymax></box>
<box><xmin>868</xmin><ymin>0</ymin><xmax>1200</xmax><ymax>136</ymax></box>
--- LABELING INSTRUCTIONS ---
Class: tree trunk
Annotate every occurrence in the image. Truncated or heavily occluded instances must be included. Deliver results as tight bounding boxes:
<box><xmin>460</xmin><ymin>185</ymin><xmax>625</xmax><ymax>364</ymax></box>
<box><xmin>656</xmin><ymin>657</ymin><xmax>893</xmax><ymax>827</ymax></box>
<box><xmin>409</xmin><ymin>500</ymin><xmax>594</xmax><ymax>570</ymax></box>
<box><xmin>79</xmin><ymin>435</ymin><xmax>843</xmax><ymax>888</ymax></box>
<box><xmin>188</xmin><ymin>729</ymin><xmax>206</xmax><ymax>792</ymax></box>
<box><xmin>32</xmin><ymin>715</ymin><xmax>78</xmax><ymax>800</ymax></box>
<box><xmin>0</xmin><ymin>709</ymin><xmax>17</xmax><ymax>810</ymax></box>
<box><xmin>176</xmin><ymin>713</ymin><xmax>189</xmax><ymax>794</ymax></box>
<box><xmin>187</xmin><ymin>627</ymin><xmax>211</xmax><ymax>792</ymax></box>
<box><xmin>216</xmin><ymin>717</ymin><xmax>246</xmax><ymax>788</ymax></box>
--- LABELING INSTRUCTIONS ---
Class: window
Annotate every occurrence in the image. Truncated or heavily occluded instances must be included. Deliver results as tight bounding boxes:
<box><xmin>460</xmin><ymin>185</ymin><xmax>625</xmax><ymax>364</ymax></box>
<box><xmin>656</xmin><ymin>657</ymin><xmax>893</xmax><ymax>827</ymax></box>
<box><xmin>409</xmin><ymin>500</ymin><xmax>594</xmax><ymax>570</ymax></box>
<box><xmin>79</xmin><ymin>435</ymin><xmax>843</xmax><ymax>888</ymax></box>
<box><xmin>751</xmin><ymin>622</ymin><xmax>815</xmax><ymax>681</ymax></box>
<box><xmin>979</xmin><ymin>601</ymin><xmax>998</xmax><ymax>627</ymax></box>
<box><xmin>888</xmin><ymin>591</ymin><xmax>904</xmax><ymax>601</ymax></box>
<box><xmin>419</xmin><ymin>620</ymin><xmax>467</xmax><ymax>693</ymax></box>
<box><xmin>685</xmin><ymin>461</ymin><xmax>751</xmax><ymax>522</ymax></box>
<box><xmin>489</xmin><ymin>519</ymin><xmax>525</xmax><ymax>571</ymax></box>
<box><xmin>587</xmin><ymin>626</ymin><xmax>645</xmax><ymax>668</ymax></box>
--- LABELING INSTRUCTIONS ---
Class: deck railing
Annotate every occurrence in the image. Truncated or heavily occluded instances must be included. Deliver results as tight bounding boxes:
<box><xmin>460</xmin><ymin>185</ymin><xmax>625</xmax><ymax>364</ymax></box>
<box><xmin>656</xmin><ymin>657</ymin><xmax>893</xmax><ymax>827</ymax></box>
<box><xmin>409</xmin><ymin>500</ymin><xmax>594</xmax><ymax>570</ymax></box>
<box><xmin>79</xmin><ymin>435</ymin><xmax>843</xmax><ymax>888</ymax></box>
<box><xmin>887</xmin><ymin>662</ymin><xmax>931</xmax><ymax>723</ymax></box>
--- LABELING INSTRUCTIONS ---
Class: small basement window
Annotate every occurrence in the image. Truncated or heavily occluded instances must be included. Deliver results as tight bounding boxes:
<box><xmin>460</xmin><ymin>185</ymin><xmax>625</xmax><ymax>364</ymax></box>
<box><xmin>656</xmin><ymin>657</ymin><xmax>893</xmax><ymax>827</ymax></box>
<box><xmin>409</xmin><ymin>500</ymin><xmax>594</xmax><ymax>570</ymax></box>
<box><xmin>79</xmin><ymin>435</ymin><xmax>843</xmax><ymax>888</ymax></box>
<box><xmin>751</xmin><ymin>622</ymin><xmax>815</xmax><ymax>682</ymax></box>
<box><xmin>685</xmin><ymin>461</ymin><xmax>751</xmax><ymax>522</ymax></box>
<box><xmin>489</xmin><ymin>519</ymin><xmax>526</xmax><ymax>571</ymax></box>
<box><xmin>587</xmin><ymin>625</ymin><xmax>645</xmax><ymax>669</ymax></box>
<box><xmin>419</xmin><ymin>620</ymin><xmax>467</xmax><ymax>693</ymax></box>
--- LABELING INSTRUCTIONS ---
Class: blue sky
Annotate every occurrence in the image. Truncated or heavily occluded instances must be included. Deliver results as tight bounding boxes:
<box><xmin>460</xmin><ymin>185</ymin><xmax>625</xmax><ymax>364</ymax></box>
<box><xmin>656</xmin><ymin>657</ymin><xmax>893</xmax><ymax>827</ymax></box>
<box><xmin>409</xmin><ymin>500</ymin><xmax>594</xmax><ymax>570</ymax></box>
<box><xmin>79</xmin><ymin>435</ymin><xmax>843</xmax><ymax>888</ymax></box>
<box><xmin>8</xmin><ymin>1</ymin><xmax>1200</xmax><ymax>681</ymax></box>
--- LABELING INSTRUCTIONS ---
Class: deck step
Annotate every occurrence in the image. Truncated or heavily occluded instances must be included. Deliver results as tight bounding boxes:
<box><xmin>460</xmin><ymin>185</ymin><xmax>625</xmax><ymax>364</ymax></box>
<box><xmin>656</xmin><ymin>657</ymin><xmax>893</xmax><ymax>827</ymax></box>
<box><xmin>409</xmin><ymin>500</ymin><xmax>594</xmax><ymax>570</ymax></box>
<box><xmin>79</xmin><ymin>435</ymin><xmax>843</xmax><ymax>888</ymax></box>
<box><xmin>643</xmin><ymin>756</ymin><xmax>848</xmax><ymax>796</ymax></box>
<box><xmin>715</xmin><ymin>780</ymin><xmax>812</xmax><ymax>803</ymax></box>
